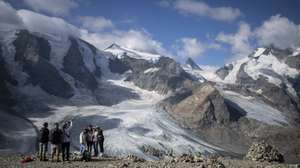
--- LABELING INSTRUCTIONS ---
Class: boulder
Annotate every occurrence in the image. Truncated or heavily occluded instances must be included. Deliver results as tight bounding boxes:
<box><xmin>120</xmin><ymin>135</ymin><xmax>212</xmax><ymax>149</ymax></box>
<box><xmin>245</xmin><ymin>141</ymin><xmax>284</xmax><ymax>163</ymax></box>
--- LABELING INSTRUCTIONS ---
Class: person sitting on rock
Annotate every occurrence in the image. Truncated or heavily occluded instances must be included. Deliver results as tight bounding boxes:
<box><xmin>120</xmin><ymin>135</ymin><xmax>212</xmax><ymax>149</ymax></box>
<box><xmin>39</xmin><ymin>122</ymin><xmax>49</xmax><ymax>161</ymax></box>
<box><xmin>50</xmin><ymin>123</ymin><xmax>63</xmax><ymax>162</ymax></box>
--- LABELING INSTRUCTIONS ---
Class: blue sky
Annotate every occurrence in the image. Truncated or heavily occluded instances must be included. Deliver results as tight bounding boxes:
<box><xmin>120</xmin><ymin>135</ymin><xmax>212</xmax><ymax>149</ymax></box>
<box><xmin>4</xmin><ymin>0</ymin><xmax>300</xmax><ymax>67</ymax></box>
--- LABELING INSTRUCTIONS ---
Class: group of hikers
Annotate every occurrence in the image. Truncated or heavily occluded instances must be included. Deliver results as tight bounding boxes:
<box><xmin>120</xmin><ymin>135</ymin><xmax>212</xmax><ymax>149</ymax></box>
<box><xmin>38</xmin><ymin>121</ymin><xmax>104</xmax><ymax>162</ymax></box>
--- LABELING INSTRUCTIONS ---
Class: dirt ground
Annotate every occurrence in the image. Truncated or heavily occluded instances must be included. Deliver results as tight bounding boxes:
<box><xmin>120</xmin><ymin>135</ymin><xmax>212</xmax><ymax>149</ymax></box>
<box><xmin>0</xmin><ymin>155</ymin><xmax>299</xmax><ymax>168</ymax></box>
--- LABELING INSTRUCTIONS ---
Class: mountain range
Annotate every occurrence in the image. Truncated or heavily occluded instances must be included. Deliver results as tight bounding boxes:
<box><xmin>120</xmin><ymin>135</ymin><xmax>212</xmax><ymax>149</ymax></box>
<box><xmin>0</xmin><ymin>29</ymin><xmax>299</xmax><ymax>163</ymax></box>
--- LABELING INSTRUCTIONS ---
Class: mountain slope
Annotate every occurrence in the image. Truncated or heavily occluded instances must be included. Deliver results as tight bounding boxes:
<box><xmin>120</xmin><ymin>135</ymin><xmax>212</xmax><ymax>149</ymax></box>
<box><xmin>0</xmin><ymin>29</ymin><xmax>222</xmax><ymax>159</ymax></box>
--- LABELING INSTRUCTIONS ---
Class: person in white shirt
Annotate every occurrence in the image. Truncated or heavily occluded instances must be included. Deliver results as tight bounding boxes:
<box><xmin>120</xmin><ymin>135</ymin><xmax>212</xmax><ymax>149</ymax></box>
<box><xmin>79</xmin><ymin>128</ymin><xmax>88</xmax><ymax>154</ymax></box>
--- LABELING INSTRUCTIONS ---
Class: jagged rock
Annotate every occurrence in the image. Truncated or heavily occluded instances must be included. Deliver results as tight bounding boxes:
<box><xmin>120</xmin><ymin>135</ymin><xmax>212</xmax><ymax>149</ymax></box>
<box><xmin>13</xmin><ymin>30</ymin><xmax>74</xmax><ymax>98</ymax></box>
<box><xmin>186</xmin><ymin>57</ymin><xmax>202</xmax><ymax>70</ymax></box>
<box><xmin>141</xmin><ymin>145</ymin><xmax>165</xmax><ymax>158</ymax></box>
<box><xmin>63</xmin><ymin>38</ymin><xmax>98</xmax><ymax>91</ymax></box>
<box><xmin>162</xmin><ymin>83</ymin><xmax>230</xmax><ymax>128</ymax></box>
<box><xmin>125</xmin><ymin>155</ymin><xmax>145</xmax><ymax>162</ymax></box>
<box><xmin>216</xmin><ymin>64</ymin><xmax>233</xmax><ymax>80</ymax></box>
<box><xmin>206</xmin><ymin>159</ymin><xmax>225</xmax><ymax>168</ymax></box>
<box><xmin>170</xmin><ymin>154</ymin><xmax>204</xmax><ymax>163</ymax></box>
<box><xmin>245</xmin><ymin>141</ymin><xmax>284</xmax><ymax>163</ymax></box>
<box><xmin>286</xmin><ymin>54</ymin><xmax>300</xmax><ymax>70</ymax></box>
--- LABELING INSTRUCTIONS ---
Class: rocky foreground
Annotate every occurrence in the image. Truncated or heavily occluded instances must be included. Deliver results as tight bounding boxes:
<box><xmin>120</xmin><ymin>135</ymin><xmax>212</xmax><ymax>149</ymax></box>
<box><xmin>0</xmin><ymin>154</ymin><xmax>299</xmax><ymax>168</ymax></box>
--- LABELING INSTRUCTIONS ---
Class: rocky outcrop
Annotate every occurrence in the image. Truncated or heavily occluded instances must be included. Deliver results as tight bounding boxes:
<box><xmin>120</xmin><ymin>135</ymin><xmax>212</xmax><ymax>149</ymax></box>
<box><xmin>185</xmin><ymin>57</ymin><xmax>202</xmax><ymax>70</ymax></box>
<box><xmin>109</xmin><ymin>55</ymin><xmax>195</xmax><ymax>94</ymax></box>
<box><xmin>0</xmin><ymin>45</ymin><xmax>16</xmax><ymax>106</ymax></box>
<box><xmin>286</xmin><ymin>54</ymin><xmax>300</xmax><ymax>70</ymax></box>
<box><xmin>236</xmin><ymin>63</ymin><xmax>300</xmax><ymax>123</ymax></box>
<box><xmin>161</xmin><ymin>83</ymin><xmax>230</xmax><ymax>128</ymax></box>
<box><xmin>245</xmin><ymin>141</ymin><xmax>284</xmax><ymax>163</ymax></box>
<box><xmin>63</xmin><ymin>38</ymin><xmax>98</xmax><ymax>91</ymax></box>
<box><xmin>13</xmin><ymin>30</ymin><xmax>74</xmax><ymax>98</ymax></box>
<box><xmin>216</xmin><ymin>64</ymin><xmax>233</xmax><ymax>80</ymax></box>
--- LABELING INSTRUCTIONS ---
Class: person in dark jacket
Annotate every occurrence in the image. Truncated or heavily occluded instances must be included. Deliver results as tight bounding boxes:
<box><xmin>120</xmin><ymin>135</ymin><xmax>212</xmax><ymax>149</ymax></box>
<box><xmin>86</xmin><ymin>125</ymin><xmax>93</xmax><ymax>154</ymax></box>
<box><xmin>50</xmin><ymin>123</ymin><xmax>63</xmax><ymax>162</ymax></box>
<box><xmin>98</xmin><ymin>127</ymin><xmax>105</xmax><ymax>156</ymax></box>
<box><xmin>92</xmin><ymin>126</ymin><xmax>104</xmax><ymax>157</ymax></box>
<box><xmin>39</xmin><ymin>122</ymin><xmax>49</xmax><ymax>161</ymax></box>
<box><xmin>62</xmin><ymin>121</ymin><xmax>72</xmax><ymax>161</ymax></box>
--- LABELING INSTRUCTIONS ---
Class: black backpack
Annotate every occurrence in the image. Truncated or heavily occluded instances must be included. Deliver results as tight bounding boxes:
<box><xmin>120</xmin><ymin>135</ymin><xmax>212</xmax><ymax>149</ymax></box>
<box><xmin>39</xmin><ymin>127</ymin><xmax>49</xmax><ymax>143</ymax></box>
<box><xmin>82</xmin><ymin>150</ymin><xmax>91</xmax><ymax>161</ymax></box>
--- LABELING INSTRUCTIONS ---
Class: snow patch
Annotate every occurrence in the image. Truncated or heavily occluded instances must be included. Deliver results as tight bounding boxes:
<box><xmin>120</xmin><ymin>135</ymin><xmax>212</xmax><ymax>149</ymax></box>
<box><xmin>144</xmin><ymin>67</ymin><xmax>160</xmax><ymax>74</ymax></box>
<box><xmin>222</xmin><ymin>90</ymin><xmax>288</xmax><ymax>126</ymax></box>
<box><xmin>105</xmin><ymin>44</ymin><xmax>161</xmax><ymax>62</ymax></box>
<box><xmin>253</xmin><ymin>48</ymin><xmax>266</xmax><ymax>57</ymax></box>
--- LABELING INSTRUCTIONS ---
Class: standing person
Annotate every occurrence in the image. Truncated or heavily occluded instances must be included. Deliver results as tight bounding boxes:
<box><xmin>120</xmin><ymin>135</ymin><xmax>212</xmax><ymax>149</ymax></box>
<box><xmin>79</xmin><ymin>128</ymin><xmax>88</xmax><ymax>154</ymax></box>
<box><xmin>97</xmin><ymin>127</ymin><xmax>105</xmax><ymax>157</ymax></box>
<box><xmin>62</xmin><ymin>121</ymin><xmax>72</xmax><ymax>161</ymax></box>
<box><xmin>92</xmin><ymin>127</ymin><xmax>99</xmax><ymax>157</ymax></box>
<box><xmin>39</xmin><ymin>122</ymin><xmax>49</xmax><ymax>161</ymax></box>
<box><xmin>50</xmin><ymin>123</ymin><xmax>63</xmax><ymax>162</ymax></box>
<box><xmin>86</xmin><ymin>125</ymin><xmax>93</xmax><ymax>154</ymax></box>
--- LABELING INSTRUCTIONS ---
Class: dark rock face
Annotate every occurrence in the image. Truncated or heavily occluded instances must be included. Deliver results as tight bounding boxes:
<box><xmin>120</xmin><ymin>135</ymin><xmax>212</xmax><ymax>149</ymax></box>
<box><xmin>13</xmin><ymin>30</ymin><xmax>74</xmax><ymax>98</ymax></box>
<box><xmin>108</xmin><ymin>57</ymin><xmax>131</xmax><ymax>74</ymax></box>
<box><xmin>161</xmin><ymin>83</ymin><xmax>230</xmax><ymax>128</ymax></box>
<box><xmin>108</xmin><ymin>55</ymin><xmax>195</xmax><ymax>94</ymax></box>
<box><xmin>0</xmin><ymin>45</ymin><xmax>16</xmax><ymax>106</ymax></box>
<box><xmin>63</xmin><ymin>38</ymin><xmax>98</xmax><ymax>91</ymax></box>
<box><xmin>129</xmin><ymin>57</ymin><xmax>195</xmax><ymax>94</ymax></box>
<box><xmin>236</xmin><ymin>63</ymin><xmax>300</xmax><ymax>122</ymax></box>
<box><xmin>286</xmin><ymin>54</ymin><xmax>300</xmax><ymax>70</ymax></box>
<box><xmin>185</xmin><ymin>57</ymin><xmax>202</xmax><ymax>70</ymax></box>
<box><xmin>216</xmin><ymin>64</ymin><xmax>233</xmax><ymax>80</ymax></box>
<box><xmin>261</xmin><ymin>46</ymin><xmax>293</xmax><ymax>60</ymax></box>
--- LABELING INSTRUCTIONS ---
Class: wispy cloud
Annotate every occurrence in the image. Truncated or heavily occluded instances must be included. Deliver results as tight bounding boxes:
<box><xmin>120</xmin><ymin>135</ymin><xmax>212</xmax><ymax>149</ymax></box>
<box><xmin>79</xmin><ymin>16</ymin><xmax>114</xmax><ymax>32</ymax></box>
<box><xmin>174</xmin><ymin>37</ymin><xmax>205</xmax><ymax>58</ymax></box>
<box><xmin>23</xmin><ymin>0</ymin><xmax>78</xmax><ymax>16</ymax></box>
<box><xmin>0</xmin><ymin>1</ymin><xmax>24</xmax><ymax>30</ymax></box>
<box><xmin>160</xmin><ymin>0</ymin><xmax>241</xmax><ymax>22</ymax></box>
<box><xmin>216</xmin><ymin>22</ymin><xmax>253</xmax><ymax>61</ymax></box>
<box><xmin>255</xmin><ymin>15</ymin><xmax>300</xmax><ymax>49</ymax></box>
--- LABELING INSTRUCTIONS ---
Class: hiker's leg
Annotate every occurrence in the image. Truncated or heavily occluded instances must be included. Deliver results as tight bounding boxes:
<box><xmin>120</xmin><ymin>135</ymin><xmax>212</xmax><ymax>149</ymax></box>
<box><xmin>51</xmin><ymin>145</ymin><xmax>55</xmax><ymax>161</ymax></box>
<box><xmin>62</xmin><ymin>143</ymin><xmax>66</xmax><ymax>161</ymax></box>
<box><xmin>66</xmin><ymin>142</ymin><xmax>70</xmax><ymax>161</ymax></box>
<box><xmin>93</xmin><ymin>142</ymin><xmax>98</xmax><ymax>156</ymax></box>
<box><xmin>80</xmin><ymin>144</ymin><xmax>84</xmax><ymax>154</ymax></box>
<box><xmin>100</xmin><ymin>140</ymin><xmax>104</xmax><ymax>153</ymax></box>
<box><xmin>39</xmin><ymin>143</ymin><xmax>42</xmax><ymax>160</ymax></box>
<box><xmin>43</xmin><ymin>143</ymin><xmax>48</xmax><ymax>160</ymax></box>
<box><xmin>57</xmin><ymin>144</ymin><xmax>61</xmax><ymax>161</ymax></box>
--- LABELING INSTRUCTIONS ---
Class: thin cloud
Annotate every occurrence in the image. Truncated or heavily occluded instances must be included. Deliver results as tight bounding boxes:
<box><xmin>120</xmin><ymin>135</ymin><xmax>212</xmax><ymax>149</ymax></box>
<box><xmin>79</xmin><ymin>16</ymin><xmax>114</xmax><ymax>32</ymax></box>
<box><xmin>161</xmin><ymin>0</ymin><xmax>241</xmax><ymax>22</ymax></box>
<box><xmin>23</xmin><ymin>0</ymin><xmax>78</xmax><ymax>16</ymax></box>
<box><xmin>216</xmin><ymin>22</ymin><xmax>253</xmax><ymax>61</ymax></box>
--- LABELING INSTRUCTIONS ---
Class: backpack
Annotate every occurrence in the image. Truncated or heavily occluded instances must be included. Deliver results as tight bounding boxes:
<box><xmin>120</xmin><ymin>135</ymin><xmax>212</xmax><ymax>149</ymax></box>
<box><xmin>82</xmin><ymin>150</ymin><xmax>91</xmax><ymax>161</ymax></box>
<box><xmin>39</xmin><ymin>127</ymin><xmax>49</xmax><ymax>143</ymax></box>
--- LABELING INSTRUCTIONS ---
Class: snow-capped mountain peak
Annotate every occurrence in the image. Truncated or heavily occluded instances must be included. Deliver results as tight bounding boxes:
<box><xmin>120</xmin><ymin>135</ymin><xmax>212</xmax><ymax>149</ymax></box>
<box><xmin>105</xmin><ymin>43</ymin><xmax>161</xmax><ymax>62</ymax></box>
<box><xmin>185</xmin><ymin>57</ymin><xmax>202</xmax><ymax>70</ymax></box>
